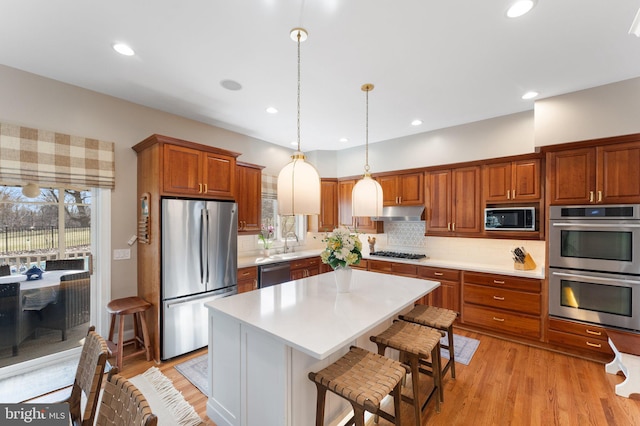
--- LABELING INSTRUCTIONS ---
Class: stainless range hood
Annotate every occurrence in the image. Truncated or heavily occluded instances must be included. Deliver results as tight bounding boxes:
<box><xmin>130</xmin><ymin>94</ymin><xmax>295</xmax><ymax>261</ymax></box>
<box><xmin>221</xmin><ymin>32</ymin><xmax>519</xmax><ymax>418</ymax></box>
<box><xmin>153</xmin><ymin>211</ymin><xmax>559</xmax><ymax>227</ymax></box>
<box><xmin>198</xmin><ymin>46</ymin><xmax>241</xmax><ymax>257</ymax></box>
<box><xmin>371</xmin><ymin>205</ymin><xmax>425</xmax><ymax>222</ymax></box>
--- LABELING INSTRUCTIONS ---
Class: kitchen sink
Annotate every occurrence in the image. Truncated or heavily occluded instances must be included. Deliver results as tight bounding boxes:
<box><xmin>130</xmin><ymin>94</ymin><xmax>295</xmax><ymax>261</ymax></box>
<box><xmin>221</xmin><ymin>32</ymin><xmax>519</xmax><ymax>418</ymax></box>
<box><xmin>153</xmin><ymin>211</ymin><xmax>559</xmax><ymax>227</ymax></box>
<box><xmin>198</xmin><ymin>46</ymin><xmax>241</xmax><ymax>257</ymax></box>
<box><xmin>269</xmin><ymin>253</ymin><xmax>299</xmax><ymax>260</ymax></box>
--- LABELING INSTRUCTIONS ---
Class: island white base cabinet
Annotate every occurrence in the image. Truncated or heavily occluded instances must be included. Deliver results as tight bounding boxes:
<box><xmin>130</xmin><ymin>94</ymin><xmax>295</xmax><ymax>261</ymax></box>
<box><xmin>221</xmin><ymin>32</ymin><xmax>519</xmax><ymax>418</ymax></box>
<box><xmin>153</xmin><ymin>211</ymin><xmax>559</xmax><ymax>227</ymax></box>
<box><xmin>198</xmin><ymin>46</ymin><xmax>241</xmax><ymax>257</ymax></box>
<box><xmin>207</xmin><ymin>309</ymin><xmax>396</xmax><ymax>426</ymax></box>
<box><xmin>205</xmin><ymin>271</ymin><xmax>439</xmax><ymax>425</ymax></box>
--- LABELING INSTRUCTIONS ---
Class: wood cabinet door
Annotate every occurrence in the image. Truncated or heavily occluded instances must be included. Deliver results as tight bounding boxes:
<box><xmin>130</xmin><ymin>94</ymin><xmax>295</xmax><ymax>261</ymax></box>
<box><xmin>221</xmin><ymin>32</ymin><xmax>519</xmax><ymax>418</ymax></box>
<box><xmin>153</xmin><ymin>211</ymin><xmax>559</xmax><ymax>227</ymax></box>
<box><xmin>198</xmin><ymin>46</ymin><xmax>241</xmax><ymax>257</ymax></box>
<box><xmin>203</xmin><ymin>152</ymin><xmax>235</xmax><ymax>199</ymax></box>
<box><xmin>378</xmin><ymin>175</ymin><xmax>398</xmax><ymax>206</ymax></box>
<box><xmin>319</xmin><ymin>179</ymin><xmax>339</xmax><ymax>232</ymax></box>
<box><xmin>483</xmin><ymin>162</ymin><xmax>511</xmax><ymax>202</ymax></box>
<box><xmin>338</xmin><ymin>180</ymin><xmax>355</xmax><ymax>228</ymax></box>
<box><xmin>162</xmin><ymin>144</ymin><xmax>203</xmax><ymax>195</ymax></box>
<box><xmin>452</xmin><ymin>166</ymin><xmax>481</xmax><ymax>233</ymax></box>
<box><xmin>512</xmin><ymin>159</ymin><xmax>540</xmax><ymax>200</ymax></box>
<box><xmin>597</xmin><ymin>142</ymin><xmax>640</xmax><ymax>203</ymax></box>
<box><xmin>426</xmin><ymin>170</ymin><xmax>452</xmax><ymax>234</ymax></box>
<box><xmin>428</xmin><ymin>280</ymin><xmax>460</xmax><ymax>314</ymax></box>
<box><xmin>397</xmin><ymin>173</ymin><xmax>424</xmax><ymax>205</ymax></box>
<box><xmin>236</xmin><ymin>164</ymin><xmax>262</xmax><ymax>233</ymax></box>
<box><xmin>548</xmin><ymin>148</ymin><xmax>596</xmax><ymax>205</ymax></box>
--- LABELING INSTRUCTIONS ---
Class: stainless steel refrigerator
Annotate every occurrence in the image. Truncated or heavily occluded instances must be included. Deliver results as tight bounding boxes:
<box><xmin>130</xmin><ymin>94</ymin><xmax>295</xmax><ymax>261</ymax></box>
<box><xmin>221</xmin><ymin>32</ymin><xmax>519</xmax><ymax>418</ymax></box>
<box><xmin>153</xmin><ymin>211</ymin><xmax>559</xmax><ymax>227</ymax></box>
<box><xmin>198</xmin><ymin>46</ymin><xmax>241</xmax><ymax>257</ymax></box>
<box><xmin>161</xmin><ymin>198</ymin><xmax>238</xmax><ymax>360</ymax></box>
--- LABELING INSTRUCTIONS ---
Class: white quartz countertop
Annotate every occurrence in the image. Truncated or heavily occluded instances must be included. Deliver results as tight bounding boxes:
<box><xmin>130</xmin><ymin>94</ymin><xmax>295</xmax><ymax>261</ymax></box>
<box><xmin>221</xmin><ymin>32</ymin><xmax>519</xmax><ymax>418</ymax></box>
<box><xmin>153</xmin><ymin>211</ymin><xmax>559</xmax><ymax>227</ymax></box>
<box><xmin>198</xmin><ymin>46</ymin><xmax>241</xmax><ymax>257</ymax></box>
<box><xmin>238</xmin><ymin>250</ymin><xmax>545</xmax><ymax>279</ymax></box>
<box><xmin>206</xmin><ymin>270</ymin><xmax>439</xmax><ymax>359</ymax></box>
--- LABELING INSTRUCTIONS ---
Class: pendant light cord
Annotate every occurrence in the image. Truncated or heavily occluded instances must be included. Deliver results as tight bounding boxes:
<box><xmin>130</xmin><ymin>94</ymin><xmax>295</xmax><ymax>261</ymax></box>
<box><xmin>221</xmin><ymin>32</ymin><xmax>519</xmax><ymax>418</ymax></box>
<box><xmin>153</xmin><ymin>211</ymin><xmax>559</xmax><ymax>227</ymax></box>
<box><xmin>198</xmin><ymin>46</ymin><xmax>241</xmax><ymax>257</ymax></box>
<box><xmin>297</xmin><ymin>30</ymin><xmax>302</xmax><ymax>153</ymax></box>
<box><xmin>365</xmin><ymin>88</ymin><xmax>370</xmax><ymax>173</ymax></box>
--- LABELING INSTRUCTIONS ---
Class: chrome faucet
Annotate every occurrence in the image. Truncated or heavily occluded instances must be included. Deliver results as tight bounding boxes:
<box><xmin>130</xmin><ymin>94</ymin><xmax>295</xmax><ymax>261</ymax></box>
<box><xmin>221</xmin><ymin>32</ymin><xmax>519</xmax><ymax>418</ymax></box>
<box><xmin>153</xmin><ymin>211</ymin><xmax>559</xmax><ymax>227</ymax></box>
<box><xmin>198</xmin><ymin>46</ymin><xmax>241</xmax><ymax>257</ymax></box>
<box><xmin>283</xmin><ymin>231</ymin><xmax>299</xmax><ymax>253</ymax></box>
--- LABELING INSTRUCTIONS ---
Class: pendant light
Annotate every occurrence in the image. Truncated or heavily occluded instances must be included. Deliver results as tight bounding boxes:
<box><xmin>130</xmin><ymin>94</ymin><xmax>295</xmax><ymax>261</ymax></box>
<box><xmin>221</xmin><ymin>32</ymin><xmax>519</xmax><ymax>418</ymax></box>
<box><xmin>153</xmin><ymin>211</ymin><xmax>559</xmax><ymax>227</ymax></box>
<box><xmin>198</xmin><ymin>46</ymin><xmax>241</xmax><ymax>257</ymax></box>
<box><xmin>277</xmin><ymin>28</ymin><xmax>321</xmax><ymax>216</ymax></box>
<box><xmin>22</xmin><ymin>183</ymin><xmax>40</xmax><ymax>198</ymax></box>
<box><xmin>352</xmin><ymin>83</ymin><xmax>383</xmax><ymax>217</ymax></box>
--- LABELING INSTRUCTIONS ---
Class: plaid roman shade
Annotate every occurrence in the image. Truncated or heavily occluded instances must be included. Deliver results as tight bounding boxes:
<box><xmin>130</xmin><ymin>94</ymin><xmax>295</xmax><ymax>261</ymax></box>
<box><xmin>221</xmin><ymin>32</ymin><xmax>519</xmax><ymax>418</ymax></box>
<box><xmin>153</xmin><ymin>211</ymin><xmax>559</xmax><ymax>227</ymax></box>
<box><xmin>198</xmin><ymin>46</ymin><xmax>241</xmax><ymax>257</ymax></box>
<box><xmin>0</xmin><ymin>122</ymin><xmax>115</xmax><ymax>189</ymax></box>
<box><xmin>262</xmin><ymin>173</ymin><xmax>277</xmax><ymax>199</ymax></box>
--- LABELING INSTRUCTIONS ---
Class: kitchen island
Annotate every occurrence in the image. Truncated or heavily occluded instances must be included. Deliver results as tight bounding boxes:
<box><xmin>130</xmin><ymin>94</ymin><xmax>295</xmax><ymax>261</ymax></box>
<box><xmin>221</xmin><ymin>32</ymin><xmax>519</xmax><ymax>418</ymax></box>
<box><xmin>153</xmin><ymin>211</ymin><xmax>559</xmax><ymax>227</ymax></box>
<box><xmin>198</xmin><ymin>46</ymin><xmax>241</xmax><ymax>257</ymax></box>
<box><xmin>205</xmin><ymin>269</ymin><xmax>439</xmax><ymax>426</ymax></box>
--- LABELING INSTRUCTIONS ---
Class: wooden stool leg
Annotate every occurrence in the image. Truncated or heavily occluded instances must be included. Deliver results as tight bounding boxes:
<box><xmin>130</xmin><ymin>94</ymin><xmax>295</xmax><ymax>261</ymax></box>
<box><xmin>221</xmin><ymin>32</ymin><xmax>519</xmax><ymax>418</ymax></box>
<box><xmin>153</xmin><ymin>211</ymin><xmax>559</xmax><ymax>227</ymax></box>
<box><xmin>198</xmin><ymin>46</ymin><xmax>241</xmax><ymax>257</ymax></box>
<box><xmin>108</xmin><ymin>313</ymin><xmax>116</xmax><ymax>341</ymax></box>
<box><xmin>409</xmin><ymin>356</ymin><xmax>421</xmax><ymax>426</ymax></box>
<box><xmin>117</xmin><ymin>314</ymin><xmax>125</xmax><ymax>371</ymax></box>
<box><xmin>391</xmin><ymin>381</ymin><xmax>402</xmax><ymax>426</ymax></box>
<box><xmin>138</xmin><ymin>310</ymin><xmax>152</xmax><ymax>361</ymax></box>
<box><xmin>447</xmin><ymin>326</ymin><xmax>456</xmax><ymax>379</ymax></box>
<box><xmin>313</xmin><ymin>383</ymin><xmax>327</xmax><ymax>426</ymax></box>
<box><xmin>352</xmin><ymin>404</ymin><xmax>366</xmax><ymax>426</ymax></box>
<box><xmin>432</xmin><ymin>344</ymin><xmax>442</xmax><ymax>411</ymax></box>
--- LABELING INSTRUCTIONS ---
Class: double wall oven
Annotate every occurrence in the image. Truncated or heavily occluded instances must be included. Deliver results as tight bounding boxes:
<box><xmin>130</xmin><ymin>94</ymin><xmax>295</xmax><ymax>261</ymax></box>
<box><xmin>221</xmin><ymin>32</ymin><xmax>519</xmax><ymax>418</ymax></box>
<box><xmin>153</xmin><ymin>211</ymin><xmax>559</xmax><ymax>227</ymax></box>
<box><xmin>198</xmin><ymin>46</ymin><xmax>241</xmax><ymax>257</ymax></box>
<box><xmin>549</xmin><ymin>205</ymin><xmax>640</xmax><ymax>331</ymax></box>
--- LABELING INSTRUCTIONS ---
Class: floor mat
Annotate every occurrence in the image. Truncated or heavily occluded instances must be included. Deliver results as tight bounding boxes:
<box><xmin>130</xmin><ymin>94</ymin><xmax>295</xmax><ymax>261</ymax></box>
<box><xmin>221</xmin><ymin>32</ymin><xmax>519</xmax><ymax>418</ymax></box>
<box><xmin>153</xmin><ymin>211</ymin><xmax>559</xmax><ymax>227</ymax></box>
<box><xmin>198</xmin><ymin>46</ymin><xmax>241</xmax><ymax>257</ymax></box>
<box><xmin>441</xmin><ymin>333</ymin><xmax>480</xmax><ymax>365</ymax></box>
<box><xmin>174</xmin><ymin>354</ymin><xmax>208</xmax><ymax>396</ymax></box>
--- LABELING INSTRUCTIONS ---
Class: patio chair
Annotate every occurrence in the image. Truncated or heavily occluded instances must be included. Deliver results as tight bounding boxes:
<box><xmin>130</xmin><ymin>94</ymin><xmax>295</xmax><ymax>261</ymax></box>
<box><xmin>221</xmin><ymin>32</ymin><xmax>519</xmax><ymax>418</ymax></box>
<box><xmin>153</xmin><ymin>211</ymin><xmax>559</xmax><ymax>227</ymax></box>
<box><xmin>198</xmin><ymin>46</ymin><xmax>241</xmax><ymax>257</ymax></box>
<box><xmin>65</xmin><ymin>325</ymin><xmax>109</xmax><ymax>426</ymax></box>
<box><xmin>0</xmin><ymin>281</ymin><xmax>40</xmax><ymax>356</ymax></box>
<box><xmin>45</xmin><ymin>258</ymin><xmax>85</xmax><ymax>271</ymax></box>
<box><xmin>95</xmin><ymin>367</ymin><xmax>158</xmax><ymax>426</ymax></box>
<box><xmin>0</xmin><ymin>264</ymin><xmax>10</xmax><ymax>276</ymax></box>
<box><xmin>39</xmin><ymin>271</ymin><xmax>90</xmax><ymax>341</ymax></box>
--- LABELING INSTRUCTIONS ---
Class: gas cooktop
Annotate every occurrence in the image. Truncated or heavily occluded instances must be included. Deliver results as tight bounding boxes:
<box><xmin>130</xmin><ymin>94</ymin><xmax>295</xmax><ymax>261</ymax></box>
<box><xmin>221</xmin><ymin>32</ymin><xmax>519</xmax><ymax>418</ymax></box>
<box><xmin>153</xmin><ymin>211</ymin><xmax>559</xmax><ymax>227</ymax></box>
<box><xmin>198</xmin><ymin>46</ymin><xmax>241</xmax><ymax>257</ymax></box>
<box><xmin>369</xmin><ymin>251</ymin><xmax>427</xmax><ymax>260</ymax></box>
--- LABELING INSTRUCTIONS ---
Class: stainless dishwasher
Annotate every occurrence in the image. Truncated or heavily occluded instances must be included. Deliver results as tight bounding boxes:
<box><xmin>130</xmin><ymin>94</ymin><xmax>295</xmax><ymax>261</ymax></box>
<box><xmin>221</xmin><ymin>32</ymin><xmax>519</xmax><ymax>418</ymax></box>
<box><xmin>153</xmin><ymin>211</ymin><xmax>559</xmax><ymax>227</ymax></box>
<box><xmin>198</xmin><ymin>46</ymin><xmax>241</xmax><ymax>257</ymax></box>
<box><xmin>258</xmin><ymin>262</ymin><xmax>291</xmax><ymax>288</ymax></box>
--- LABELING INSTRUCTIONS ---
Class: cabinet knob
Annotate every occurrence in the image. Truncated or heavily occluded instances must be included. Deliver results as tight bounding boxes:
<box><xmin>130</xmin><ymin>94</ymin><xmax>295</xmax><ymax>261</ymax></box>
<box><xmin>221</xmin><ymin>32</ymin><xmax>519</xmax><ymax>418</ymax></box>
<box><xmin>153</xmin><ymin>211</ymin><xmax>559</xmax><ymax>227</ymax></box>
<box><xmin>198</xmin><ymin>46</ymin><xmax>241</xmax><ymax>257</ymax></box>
<box><xmin>589</xmin><ymin>191</ymin><xmax>594</xmax><ymax>203</ymax></box>
<box><xmin>507</xmin><ymin>190</ymin><xmax>510</xmax><ymax>200</ymax></box>
<box><xmin>597</xmin><ymin>190</ymin><xmax>602</xmax><ymax>203</ymax></box>
<box><xmin>199</xmin><ymin>183</ymin><xmax>203</xmax><ymax>193</ymax></box>
<box><xmin>512</xmin><ymin>189</ymin><xmax>516</xmax><ymax>199</ymax></box>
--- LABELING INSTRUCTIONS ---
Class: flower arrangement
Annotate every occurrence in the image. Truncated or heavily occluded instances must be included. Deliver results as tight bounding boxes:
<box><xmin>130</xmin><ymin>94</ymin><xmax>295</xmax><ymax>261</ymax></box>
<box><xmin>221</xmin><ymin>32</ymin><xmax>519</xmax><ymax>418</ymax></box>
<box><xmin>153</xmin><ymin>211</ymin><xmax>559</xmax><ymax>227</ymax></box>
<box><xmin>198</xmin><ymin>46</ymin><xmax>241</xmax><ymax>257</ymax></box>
<box><xmin>259</xmin><ymin>223</ymin><xmax>275</xmax><ymax>249</ymax></box>
<box><xmin>320</xmin><ymin>227</ymin><xmax>362</xmax><ymax>269</ymax></box>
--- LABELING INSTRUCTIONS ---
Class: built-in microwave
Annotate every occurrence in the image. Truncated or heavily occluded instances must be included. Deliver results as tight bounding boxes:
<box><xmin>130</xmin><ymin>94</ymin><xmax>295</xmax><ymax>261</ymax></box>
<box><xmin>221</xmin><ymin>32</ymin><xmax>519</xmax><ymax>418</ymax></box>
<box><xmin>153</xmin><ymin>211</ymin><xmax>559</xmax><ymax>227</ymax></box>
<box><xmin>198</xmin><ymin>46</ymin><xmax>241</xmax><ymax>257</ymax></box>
<box><xmin>484</xmin><ymin>207</ymin><xmax>536</xmax><ymax>231</ymax></box>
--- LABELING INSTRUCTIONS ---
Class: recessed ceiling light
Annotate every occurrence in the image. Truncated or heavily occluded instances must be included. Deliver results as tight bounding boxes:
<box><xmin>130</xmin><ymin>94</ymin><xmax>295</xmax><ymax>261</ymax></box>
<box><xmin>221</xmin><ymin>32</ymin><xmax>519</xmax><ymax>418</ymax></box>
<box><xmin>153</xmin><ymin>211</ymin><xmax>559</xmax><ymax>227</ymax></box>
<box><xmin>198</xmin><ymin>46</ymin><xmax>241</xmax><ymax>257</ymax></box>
<box><xmin>112</xmin><ymin>43</ymin><xmax>135</xmax><ymax>56</ymax></box>
<box><xmin>506</xmin><ymin>0</ymin><xmax>536</xmax><ymax>18</ymax></box>
<box><xmin>220</xmin><ymin>79</ymin><xmax>242</xmax><ymax>91</ymax></box>
<box><xmin>411</xmin><ymin>119</ymin><xmax>423</xmax><ymax>126</ymax></box>
<box><xmin>290</xmin><ymin>141</ymin><xmax>298</xmax><ymax>146</ymax></box>
<box><xmin>339</xmin><ymin>138</ymin><xmax>349</xmax><ymax>143</ymax></box>
<box><xmin>266</xmin><ymin>107</ymin><xmax>278</xmax><ymax>114</ymax></box>
<box><xmin>522</xmin><ymin>91</ymin><xmax>539</xmax><ymax>100</ymax></box>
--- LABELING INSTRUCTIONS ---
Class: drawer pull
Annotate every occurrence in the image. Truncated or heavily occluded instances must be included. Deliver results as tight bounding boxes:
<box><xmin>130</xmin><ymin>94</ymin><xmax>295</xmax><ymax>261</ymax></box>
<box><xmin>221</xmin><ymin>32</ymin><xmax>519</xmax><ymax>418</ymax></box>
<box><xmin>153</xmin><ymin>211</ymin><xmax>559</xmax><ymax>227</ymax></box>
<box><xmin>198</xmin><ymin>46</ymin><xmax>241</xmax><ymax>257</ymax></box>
<box><xmin>585</xmin><ymin>329</ymin><xmax>602</xmax><ymax>336</ymax></box>
<box><xmin>493</xmin><ymin>280</ymin><xmax>505</xmax><ymax>284</ymax></box>
<box><xmin>434</xmin><ymin>272</ymin><xmax>444</xmax><ymax>276</ymax></box>
<box><xmin>493</xmin><ymin>296</ymin><xmax>505</xmax><ymax>301</ymax></box>
<box><xmin>492</xmin><ymin>317</ymin><xmax>505</xmax><ymax>322</ymax></box>
<box><xmin>242</xmin><ymin>272</ymin><xmax>251</xmax><ymax>276</ymax></box>
<box><xmin>586</xmin><ymin>341</ymin><xmax>602</xmax><ymax>348</ymax></box>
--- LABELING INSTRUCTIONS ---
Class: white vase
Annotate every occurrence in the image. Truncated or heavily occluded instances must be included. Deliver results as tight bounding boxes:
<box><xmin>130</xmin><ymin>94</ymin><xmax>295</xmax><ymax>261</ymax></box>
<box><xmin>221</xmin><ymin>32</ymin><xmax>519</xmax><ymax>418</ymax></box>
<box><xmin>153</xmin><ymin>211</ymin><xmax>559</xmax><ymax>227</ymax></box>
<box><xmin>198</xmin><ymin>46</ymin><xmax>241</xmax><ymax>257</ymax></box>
<box><xmin>334</xmin><ymin>266</ymin><xmax>352</xmax><ymax>293</ymax></box>
<box><xmin>263</xmin><ymin>248</ymin><xmax>271</xmax><ymax>257</ymax></box>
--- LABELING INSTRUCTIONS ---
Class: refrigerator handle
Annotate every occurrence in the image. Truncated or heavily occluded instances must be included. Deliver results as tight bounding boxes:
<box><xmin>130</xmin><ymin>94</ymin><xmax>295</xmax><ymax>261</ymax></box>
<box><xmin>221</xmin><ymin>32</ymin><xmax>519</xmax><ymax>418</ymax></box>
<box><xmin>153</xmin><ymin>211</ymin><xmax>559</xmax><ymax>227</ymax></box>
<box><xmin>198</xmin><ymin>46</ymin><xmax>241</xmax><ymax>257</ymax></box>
<box><xmin>200</xmin><ymin>209</ymin><xmax>207</xmax><ymax>284</ymax></box>
<box><xmin>205</xmin><ymin>208</ymin><xmax>210</xmax><ymax>284</ymax></box>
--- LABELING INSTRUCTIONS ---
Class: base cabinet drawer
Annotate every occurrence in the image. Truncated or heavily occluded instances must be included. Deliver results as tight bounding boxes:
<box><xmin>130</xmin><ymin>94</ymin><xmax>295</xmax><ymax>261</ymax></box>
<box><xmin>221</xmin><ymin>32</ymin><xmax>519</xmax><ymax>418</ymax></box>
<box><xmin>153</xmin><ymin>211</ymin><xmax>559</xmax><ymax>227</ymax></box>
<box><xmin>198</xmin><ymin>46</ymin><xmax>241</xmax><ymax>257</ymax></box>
<box><xmin>464</xmin><ymin>305</ymin><xmax>540</xmax><ymax>339</ymax></box>
<box><xmin>464</xmin><ymin>284</ymin><xmax>541</xmax><ymax>315</ymax></box>
<box><xmin>548</xmin><ymin>329</ymin><xmax>613</xmax><ymax>356</ymax></box>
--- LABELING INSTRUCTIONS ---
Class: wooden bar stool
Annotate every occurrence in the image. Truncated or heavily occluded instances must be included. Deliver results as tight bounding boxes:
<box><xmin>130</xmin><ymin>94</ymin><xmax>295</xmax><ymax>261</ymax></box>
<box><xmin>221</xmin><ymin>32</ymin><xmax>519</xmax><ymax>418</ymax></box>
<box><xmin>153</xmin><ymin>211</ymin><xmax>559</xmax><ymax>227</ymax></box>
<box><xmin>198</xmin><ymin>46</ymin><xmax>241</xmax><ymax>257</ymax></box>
<box><xmin>308</xmin><ymin>346</ymin><xmax>406</xmax><ymax>426</ymax></box>
<box><xmin>106</xmin><ymin>296</ymin><xmax>152</xmax><ymax>371</ymax></box>
<box><xmin>370</xmin><ymin>320</ymin><xmax>442</xmax><ymax>426</ymax></box>
<box><xmin>399</xmin><ymin>305</ymin><xmax>458</xmax><ymax>386</ymax></box>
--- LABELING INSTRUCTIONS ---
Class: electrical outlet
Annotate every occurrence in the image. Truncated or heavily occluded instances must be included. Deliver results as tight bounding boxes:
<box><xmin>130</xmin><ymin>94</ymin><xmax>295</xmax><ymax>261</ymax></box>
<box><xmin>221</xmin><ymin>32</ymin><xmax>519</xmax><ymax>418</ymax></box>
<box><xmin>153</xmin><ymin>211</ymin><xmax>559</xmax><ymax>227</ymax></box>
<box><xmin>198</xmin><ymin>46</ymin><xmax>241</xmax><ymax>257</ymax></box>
<box><xmin>113</xmin><ymin>249</ymin><xmax>131</xmax><ymax>260</ymax></box>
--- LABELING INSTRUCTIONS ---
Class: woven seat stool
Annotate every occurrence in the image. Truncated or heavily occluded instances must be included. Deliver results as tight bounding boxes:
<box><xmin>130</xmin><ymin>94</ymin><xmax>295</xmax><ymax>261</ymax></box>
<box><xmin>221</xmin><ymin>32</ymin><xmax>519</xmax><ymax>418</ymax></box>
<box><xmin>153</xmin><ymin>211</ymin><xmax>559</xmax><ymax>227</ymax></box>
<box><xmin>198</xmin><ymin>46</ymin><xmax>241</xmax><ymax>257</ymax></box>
<box><xmin>370</xmin><ymin>320</ymin><xmax>442</xmax><ymax>426</ymax></box>
<box><xmin>399</xmin><ymin>305</ymin><xmax>458</xmax><ymax>399</ymax></box>
<box><xmin>308</xmin><ymin>346</ymin><xmax>406</xmax><ymax>426</ymax></box>
<box><xmin>106</xmin><ymin>296</ymin><xmax>152</xmax><ymax>371</ymax></box>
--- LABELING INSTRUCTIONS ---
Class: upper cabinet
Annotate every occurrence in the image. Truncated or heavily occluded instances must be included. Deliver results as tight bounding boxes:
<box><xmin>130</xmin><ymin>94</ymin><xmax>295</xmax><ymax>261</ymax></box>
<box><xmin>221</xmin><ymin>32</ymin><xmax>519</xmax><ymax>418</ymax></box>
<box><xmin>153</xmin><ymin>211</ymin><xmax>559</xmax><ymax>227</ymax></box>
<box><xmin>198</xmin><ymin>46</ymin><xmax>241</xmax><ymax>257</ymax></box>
<box><xmin>483</xmin><ymin>159</ymin><xmax>541</xmax><ymax>202</ymax></box>
<box><xmin>236</xmin><ymin>162</ymin><xmax>264</xmax><ymax>234</ymax></box>
<box><xmin>337</xmin><ymin>179</ymin><xmax>383</xmax><ymax>234</ymax></box>
<box><xmin>426</xmin><ymin>166</ymin><xmax>481</xmax><ymax>235</ymax></box>
<box><xmin>548</xmin><ymin>140</ymin><xmax>640</xmax><ymax>205</ymax></box>
<box><xmin>377</xmin><ymin>172</ymin><xmax>424</xmax><ymax>206</ymax></box>
<box><xmin>317</xmin><ymin>179</ymin><xmax>339</xmax><ymax>232</ymax></box>
<box><xmin>133</xmin><ymin>134</ymin><xmax>239</xmax><ymax>201</ymax></box>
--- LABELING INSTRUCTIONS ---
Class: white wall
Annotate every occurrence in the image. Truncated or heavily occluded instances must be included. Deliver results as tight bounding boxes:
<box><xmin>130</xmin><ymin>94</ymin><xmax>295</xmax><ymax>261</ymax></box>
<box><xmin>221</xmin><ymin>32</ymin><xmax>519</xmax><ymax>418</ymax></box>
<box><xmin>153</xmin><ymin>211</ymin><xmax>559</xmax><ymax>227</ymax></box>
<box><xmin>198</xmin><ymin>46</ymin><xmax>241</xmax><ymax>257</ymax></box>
<box><xmin>534</xmin><ymin>76</ymin><xmax>640</xmax><ymax>147</ymax></box>
<box><xmin>329</xmin><ymin>111</ymin><xmax>535</xmax><ymax>177</ymax></box>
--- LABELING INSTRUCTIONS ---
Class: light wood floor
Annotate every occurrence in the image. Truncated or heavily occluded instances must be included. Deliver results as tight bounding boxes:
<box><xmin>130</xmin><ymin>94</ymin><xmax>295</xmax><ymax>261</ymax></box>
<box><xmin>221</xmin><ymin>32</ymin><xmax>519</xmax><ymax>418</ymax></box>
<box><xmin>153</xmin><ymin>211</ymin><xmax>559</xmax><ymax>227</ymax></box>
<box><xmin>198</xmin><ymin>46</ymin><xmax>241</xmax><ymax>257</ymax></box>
<box><xmin>120</xmin><ymin>329</ymin><xmax>640</xmax><ymax>426</ymax></box>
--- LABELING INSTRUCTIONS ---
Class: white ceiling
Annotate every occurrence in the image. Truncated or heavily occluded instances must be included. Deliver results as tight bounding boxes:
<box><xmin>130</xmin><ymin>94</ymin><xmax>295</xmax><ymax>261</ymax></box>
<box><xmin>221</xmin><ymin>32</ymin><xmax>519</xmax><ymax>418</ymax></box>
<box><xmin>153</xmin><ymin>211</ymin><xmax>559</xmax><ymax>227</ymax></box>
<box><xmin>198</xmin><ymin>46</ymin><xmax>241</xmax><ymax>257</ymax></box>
<box><xmin>2</xmin><ymin>1</ymin><xmax>640</xmax><ymax>151</ymax></box>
